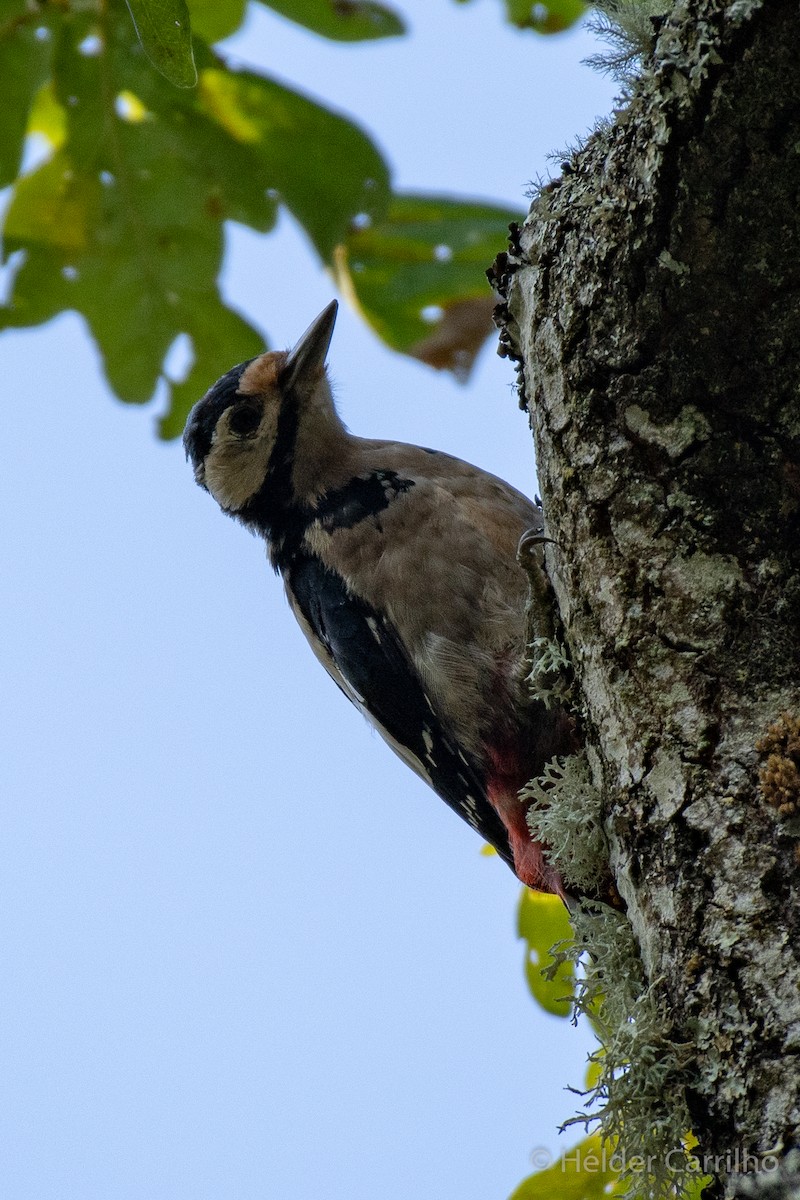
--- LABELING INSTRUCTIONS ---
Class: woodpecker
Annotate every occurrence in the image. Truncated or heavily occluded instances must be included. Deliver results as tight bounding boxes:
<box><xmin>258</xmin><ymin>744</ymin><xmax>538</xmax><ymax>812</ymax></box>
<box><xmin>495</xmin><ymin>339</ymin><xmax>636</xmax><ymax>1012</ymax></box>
<box><xmin>183</xmin><ymin>301</ymin><xmax>576</xmax><ymax>894</ymax></box>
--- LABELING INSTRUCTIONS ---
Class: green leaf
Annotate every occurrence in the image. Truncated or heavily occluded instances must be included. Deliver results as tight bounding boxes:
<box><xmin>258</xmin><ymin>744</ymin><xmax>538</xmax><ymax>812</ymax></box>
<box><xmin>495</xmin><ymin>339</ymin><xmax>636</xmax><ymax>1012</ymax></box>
<box><xmin>0</xmin><ymin>3</ymin><xmax>525</xmax><ymax>416</ymax></box>
<box><xmin>1</xmin><ymin>9</ymin><xmax>274</xmax><ymax>403</ymax></box>
<box><xmin>197</xmin><ymin>67</ymin><xmax>390</xmax><ymax>259</ymax></box>
<box><xmin>0</xmin><ymin>0</ymin><xmax>33</xmax><ymax>20</ymax></box>
<box><xmin>257</xmin><ymin>0</ymin><xmax>405</xmax><ymax>41</ymax></box>
<box><xmin>681</xmin><ymin>1135</ymin><xmax>715</xmax><ymax>1199</ymax></box>
<box><xmin>681</xmin><ymin>1167</ymin><xmax>714</xmax><ymax>1199</ymax></box>
<box><xmin>334</xmin><ymin>192</ymin><xmax>522</xmax><ymax>380</ymax></box>
<box><xmin>511</xmin><ymin>1130</ymin><xmax>711</xmax><ymax>1200</ymax></box>
<box><xmin>2</xmin><ymin>148</ymin><xmax>264</xmax><ymax>414</ymax></box>
<box><xmin>501</xmin><ymin>0</ymin><xmax>586</xmax><ymax>33</ymax></box>
<box><xmin>1</xmin><ymin>7</ymin><xmax>392</xmax><ymax>422</ymax></box>
<box><xmin>124</xmin><ymin>0</ymin><xmax>197</xmax><ymax>87</ymax></box>
<box><xmin>185</xmin><ymin>0</ymin><xmax>247</xmax><ymax>43</ymax></box>
<box><xmin>510</xmin><ymin>1132</ymin><xmax>624</xmax><ymax>1200</ymax></box>
<box><xmin>3</xmin><ymin>151</ymin><xmax>99</xmax><ymax>254</ymax></box>
<box><xmin>455</xmin><ymin>0</ymin><xmax>585</xmax><ymax>33</ymax></box>
<box><xmin>517</xmin><ymin>889</ymin><xmax>574</xmax><ymax>1017</ymax></box>
<box><xmin>27</xmin><ymin>80</ymin><xmax>67</xmax><ymax>150</ymax></box>
<box><xmin>0</xmin><ymin>11</ymin><xmax>53</xmax><ymax>187</ymax></box>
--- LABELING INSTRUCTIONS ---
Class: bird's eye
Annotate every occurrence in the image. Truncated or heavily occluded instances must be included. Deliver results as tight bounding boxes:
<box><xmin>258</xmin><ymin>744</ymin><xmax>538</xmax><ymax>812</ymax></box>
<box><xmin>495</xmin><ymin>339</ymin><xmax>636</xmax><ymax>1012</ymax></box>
<box><xmin>228</xmin><ymin>402</ymin><xmax>262</xmax><ymax>437</ymax></box>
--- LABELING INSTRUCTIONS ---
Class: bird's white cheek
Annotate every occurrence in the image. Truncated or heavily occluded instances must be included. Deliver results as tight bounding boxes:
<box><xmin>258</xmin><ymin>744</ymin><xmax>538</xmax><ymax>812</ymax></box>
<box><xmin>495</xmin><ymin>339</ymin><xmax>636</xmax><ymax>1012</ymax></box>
<box><xmin>204</xmin><ymin>445</ymin><xmax>269</xmax><ymax>513</ymax></box>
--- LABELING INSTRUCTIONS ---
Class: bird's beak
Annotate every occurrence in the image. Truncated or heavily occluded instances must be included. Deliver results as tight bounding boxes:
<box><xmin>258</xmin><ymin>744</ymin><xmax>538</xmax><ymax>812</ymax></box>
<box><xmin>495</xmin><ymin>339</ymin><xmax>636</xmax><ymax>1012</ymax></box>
<box><xmin>283</xmin><ymin>300</ymin><xmax>338</xmax><ymax>392</ymax></box>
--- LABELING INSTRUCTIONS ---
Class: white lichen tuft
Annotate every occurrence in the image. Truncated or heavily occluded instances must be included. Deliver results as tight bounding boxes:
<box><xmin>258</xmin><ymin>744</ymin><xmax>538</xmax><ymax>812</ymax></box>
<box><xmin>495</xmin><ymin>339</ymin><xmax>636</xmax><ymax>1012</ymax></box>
<box><xmin>584</xmin><ymin>0</ymin><xmax>673</xmax><ymax>89</ymax></box>
<box><xmin>523</xmin><ymin>753</ymin><xmax>607</xmax><ymax>893</ymax></box>
<box><xmin>522</xmin><ymin>624</ymin><xmax>695</xmax><ymax>1194</ymax></box>
<box><xmin>522</xmin><ymin>747</ymin><xmax>697</xmax><ymax>1197</ymax></box>
<box><xmin>554</xmin><ymin>903</ymin><xmax>697</xmax><ymax>1198</ymax></box>
<box><xmin>527</xmin><ymin>636</ymin><xmax>573</xmax><ymax>709</ymax></box>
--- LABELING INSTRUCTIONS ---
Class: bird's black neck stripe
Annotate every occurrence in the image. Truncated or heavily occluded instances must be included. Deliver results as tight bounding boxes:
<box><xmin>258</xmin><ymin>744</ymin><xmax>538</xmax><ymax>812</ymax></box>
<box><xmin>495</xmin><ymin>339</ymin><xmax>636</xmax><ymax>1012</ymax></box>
<box><xmin>314</xmin><ymin>471</ymin><xmax>415</xmax><ymax>532</ymax></box>
<box><xmin>244</xmin><ymin>453</ymin><xmax>417</xmax><ymax>570</ymax></box>
<box><xmin>239</xmin><ymin>384</ymin><xmax>310</xmax><ymax>564</ymax></box>
<box><xmin>267</xmin><ymin>377</ymin><xmax>303</xmax><ymax>498</ymax></box>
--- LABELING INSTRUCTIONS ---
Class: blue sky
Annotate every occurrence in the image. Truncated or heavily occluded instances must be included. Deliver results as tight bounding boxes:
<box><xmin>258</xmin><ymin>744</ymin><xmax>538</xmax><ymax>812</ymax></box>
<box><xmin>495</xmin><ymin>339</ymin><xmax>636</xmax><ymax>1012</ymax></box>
<box><xmin>1</xmin><ymin>5</ymin><xmax>616</xmax><ymax>1197</ymax></box>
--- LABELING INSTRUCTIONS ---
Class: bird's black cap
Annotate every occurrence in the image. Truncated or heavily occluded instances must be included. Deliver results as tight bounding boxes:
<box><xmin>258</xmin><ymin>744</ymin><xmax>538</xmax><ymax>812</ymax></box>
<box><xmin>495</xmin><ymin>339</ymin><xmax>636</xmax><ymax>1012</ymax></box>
<box><xmin>183</xmin><ymin>359</ymin><xmax>255</xmax><ymax>474</ymax></box>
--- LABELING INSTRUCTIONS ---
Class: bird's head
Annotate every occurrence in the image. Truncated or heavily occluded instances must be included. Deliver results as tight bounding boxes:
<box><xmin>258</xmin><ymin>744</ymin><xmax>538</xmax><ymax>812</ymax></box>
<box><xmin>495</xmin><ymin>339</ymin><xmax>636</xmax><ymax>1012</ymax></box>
<box><xmin>183</xmin><ymin>300</ymin><xmax>339</xmax><ymax>518</ymax></box>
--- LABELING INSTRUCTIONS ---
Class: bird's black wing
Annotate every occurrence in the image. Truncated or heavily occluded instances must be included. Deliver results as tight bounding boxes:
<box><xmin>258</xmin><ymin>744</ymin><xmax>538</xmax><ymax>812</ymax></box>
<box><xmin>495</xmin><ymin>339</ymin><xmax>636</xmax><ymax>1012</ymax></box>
<box><xmin>285</xmin><ymin>552</ymin><xmax>515</xmax><ymax>868</ymax></box>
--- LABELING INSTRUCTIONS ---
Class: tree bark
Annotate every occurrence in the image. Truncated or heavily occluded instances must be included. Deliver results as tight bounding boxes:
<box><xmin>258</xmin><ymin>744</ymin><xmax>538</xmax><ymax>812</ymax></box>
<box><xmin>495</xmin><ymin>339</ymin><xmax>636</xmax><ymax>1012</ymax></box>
<box><xmin>492</xmin><ymin>0</ymin><xmax>800</xmax><ymax>1193</ymax></box>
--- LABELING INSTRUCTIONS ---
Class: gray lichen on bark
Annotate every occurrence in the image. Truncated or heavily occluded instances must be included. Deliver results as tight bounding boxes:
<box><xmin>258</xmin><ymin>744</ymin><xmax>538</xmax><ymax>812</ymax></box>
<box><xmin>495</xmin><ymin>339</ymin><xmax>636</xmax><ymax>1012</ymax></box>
<box><xmin>492</xmin><ymin>0</ymin><xmax>800</xmax><ymax>1192</ymax></box>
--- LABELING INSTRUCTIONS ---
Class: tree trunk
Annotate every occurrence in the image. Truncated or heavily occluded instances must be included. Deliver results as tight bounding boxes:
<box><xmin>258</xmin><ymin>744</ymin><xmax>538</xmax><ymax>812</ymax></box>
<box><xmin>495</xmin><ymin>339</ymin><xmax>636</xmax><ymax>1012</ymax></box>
<box><xmin>492</xmin><ymin>0</ymin><xmax>800</xmax><ymax>1193</ymax></box>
